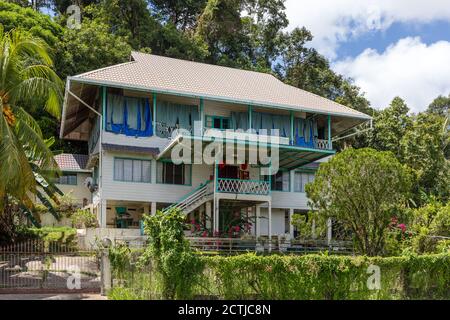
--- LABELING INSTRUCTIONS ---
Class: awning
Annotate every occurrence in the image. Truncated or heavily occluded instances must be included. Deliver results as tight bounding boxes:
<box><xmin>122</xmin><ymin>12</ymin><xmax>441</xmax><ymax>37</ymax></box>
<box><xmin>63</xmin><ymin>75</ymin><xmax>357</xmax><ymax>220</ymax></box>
<box><xmin>158</xmin><ymin>135</ymin><xmax>335</xmax><ymax>171</ymax></box>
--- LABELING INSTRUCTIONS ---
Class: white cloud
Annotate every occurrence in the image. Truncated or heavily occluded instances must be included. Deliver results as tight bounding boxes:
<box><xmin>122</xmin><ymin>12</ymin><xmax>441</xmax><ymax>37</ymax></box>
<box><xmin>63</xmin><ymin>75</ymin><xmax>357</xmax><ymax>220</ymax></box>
<box><xmin>334</xmin><ymin>37</ymin><xmax>450</xmax><ymax>112</ymax></box>
<box><xmin>285</xmin><ymin>0</ymin><xmax>450</xmax><ymax>59</ymax></box>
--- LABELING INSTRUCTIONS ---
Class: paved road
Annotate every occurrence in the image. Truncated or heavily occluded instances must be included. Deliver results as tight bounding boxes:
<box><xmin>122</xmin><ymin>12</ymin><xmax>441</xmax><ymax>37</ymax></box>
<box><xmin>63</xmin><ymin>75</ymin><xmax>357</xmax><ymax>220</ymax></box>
<box><xmin>0</xmin><ymin>294</ymin><xmax>107</xmax><ymax>300</ymax></box>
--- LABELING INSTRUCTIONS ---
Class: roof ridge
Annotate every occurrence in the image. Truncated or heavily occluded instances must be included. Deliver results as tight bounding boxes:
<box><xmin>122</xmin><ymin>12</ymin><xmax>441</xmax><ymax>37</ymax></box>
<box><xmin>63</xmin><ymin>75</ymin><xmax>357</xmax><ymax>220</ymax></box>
<box><xmin>131</xmin><ymin>51</ymin><xmax>275</xmax><ymax>78</ymax></box>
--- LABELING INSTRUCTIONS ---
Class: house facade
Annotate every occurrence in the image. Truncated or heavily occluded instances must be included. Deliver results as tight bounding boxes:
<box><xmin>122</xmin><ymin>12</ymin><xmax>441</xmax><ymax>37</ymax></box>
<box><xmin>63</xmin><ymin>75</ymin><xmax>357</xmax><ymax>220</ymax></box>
<box><xmin>60</xmin><ymin>52</ymin><xmax>371</xmax><ymax>242</ymax></box>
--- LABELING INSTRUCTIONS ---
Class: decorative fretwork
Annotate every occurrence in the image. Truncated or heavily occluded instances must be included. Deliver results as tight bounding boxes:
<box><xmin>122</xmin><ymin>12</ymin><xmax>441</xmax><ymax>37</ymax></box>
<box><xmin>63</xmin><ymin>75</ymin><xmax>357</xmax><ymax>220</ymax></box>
<box><xmin>156</xmin><ymin>122</ymin><xmax>193</xmax><ymax>139</ymax></box>
<box><xmin>315</xmin><ymin>139</ymin><xmax>332</xmax><ymax>150</ymax></box>
<box><xmin>217</xmin><ymin>179</ymin><xmax>270</xmax><ymax>196</ymax></box>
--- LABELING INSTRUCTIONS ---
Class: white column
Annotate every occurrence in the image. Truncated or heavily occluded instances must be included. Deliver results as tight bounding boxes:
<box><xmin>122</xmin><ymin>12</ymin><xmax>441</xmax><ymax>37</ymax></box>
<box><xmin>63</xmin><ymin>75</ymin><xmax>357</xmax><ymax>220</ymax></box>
<box><xmin>100</xmin><ymin>199</ymin><xmax>107</xmax><ymax>228</ymax></box>
<box><xmin>151</xmin><ymin>202</ymin><xmax>157</xmax><ymax>216</ymax></box>
<box><xmin>268</xmin><ymin>201</ymin><xmax>272</xmax><ymax>253</ymax></box>
<box><xmin>327</xmin><ymin>218</ymin><xmax>333</xmax><ymax>246</ymax></box>
<box><xmin>289</xmin><ymin>208</ymin><xmax>295</xmax><ymax>239</ymax></box>
<box><xmin>214</xmin><ymin>197</ymin><xmax>220</xmax><ymax>234</ymax></box>
<box><xmin>143</xmin><ymin>203</ymin><xmax>150</xmax><ymax>215</ymax></box>
<box><xmin>256</xmin><ymin>205</ymin><xmax>261</xmax><ymax>238</ymax></box>
<box><xmin>151</xmin><ymin>159</ymin><xmax>157</xmax><ymax>184</ymax></box>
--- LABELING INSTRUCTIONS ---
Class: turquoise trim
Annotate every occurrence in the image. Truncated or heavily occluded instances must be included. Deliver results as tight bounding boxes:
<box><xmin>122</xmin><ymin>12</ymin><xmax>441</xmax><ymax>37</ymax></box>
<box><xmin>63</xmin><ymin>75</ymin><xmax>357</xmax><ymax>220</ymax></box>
<box><xmin>200</xmin><ymin>98</ymin><xmax>204</xmax><ymax>133</ymax></box>
<box><xmin>69</xmin><ymin>77</ymin><xmax>372</xmax><ymax>121</ymax></box>
<box><xmin>328</xmin><ymin>115</ymin><xmax>332</xmax><ymax>149</ymax></box>
<box><xmin>290</xmin><ymin>111</ymin><xmax>294</xmax><ymax>145</ymax></box>
<box><xmin>248</xmin><ymin>105</ymin><xmax>253</xmax><ymax>130</ymax></box>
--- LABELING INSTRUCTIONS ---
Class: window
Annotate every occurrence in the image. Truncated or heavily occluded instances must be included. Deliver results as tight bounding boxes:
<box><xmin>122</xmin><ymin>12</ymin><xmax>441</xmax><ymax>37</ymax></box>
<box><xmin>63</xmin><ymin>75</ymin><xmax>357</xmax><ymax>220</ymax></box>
<box><xmin>272</xmin><ymin>171</ymin><xmax>290</xmax><ymax>192</ymax></box>
<box><xmin>294</xmin><ymin>171</ymin><xmax>316</xmax><ymax>193</ymax></box>
<box><xmin>114</xmin><ymin>158</ymin><xmax>151</xmax><ymax>183</ymax></box>
<box><xmin>57</xmin><ymin>174</ymin><xmax>77</xmax><ymax>185</ymax></box>
<box><xmin>264</xmin><ymin>170</ymin><xmax>290</xmax><ymax>192</ymax></box>
<box><xmin>157</xmin><ymin>162</ymin><xmax>191</xmax><ymax>186</ymax></box>
<box><xmin>205</xmin><ymin>116</ymin><xmax>231</xmax><ymax>130</ymax></box>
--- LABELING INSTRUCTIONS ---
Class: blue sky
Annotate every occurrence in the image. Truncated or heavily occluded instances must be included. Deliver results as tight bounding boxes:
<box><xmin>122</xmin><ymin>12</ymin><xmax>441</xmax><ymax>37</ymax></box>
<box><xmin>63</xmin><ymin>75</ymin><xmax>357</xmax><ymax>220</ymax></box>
<box><xmin>285</xmin><ymin>0</ymin><xmax>450</xmax><ymax>112</ymax></box>
<box><xmin>336</xmin><ymin>20</ymin><xmax>450</xmax><ymax>60</ymax></box>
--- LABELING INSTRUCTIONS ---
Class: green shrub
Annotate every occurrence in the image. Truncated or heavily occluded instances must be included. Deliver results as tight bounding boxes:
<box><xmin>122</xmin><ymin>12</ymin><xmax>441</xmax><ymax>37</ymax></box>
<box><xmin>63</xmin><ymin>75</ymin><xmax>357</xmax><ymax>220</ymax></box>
<box><xmin>70</xmin><ymin>209</ymin><xmax>99</xmax><ymax>229</ymax></box>
<box><xmin>109</xmin><ymin>251</ymin><xmax>449</xmax><ymax>300</ymax></box>
<box><xmin>26</xmin><ymin>226</ymin><xmax>77</xmax><ymax>248</ymax></box>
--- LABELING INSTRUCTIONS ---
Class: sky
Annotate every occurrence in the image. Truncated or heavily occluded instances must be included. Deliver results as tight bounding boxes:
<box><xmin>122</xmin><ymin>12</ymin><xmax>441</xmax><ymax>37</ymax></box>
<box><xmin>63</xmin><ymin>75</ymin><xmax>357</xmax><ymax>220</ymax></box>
<box><xmin>285</xmin><ymin>0</ymin><xmax>450</xmax><ymax>112</ymax></box>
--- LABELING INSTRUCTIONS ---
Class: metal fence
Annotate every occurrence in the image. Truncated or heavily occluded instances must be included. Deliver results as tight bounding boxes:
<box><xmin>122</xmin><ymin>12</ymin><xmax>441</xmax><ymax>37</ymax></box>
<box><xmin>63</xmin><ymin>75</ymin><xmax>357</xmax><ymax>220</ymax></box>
<box><xmin>0</xmin><ymin>240</ymin><xmax>101</xmax><ymax>293</ymax></box>
<box><xmin>187</xmin><ymin>237</ymin><xmax>354</xmax><ymax>255</ymax></box>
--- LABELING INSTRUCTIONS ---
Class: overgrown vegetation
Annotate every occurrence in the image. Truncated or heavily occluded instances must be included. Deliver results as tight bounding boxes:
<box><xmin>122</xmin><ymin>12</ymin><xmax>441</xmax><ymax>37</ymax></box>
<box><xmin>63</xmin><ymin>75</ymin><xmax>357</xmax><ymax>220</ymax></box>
<box><xmin>107</xmin><ymin>209</ymin><xmax>449</xmax><ymax>300</ymax></box>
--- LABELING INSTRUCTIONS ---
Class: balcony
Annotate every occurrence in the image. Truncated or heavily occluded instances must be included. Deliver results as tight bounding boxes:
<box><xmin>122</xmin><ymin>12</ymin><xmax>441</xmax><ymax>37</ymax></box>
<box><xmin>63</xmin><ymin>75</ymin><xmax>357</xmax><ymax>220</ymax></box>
<box><xmin>216</xmin><ymin>178</ymin><xmax>270</xmax><ymax>196</ymax></box>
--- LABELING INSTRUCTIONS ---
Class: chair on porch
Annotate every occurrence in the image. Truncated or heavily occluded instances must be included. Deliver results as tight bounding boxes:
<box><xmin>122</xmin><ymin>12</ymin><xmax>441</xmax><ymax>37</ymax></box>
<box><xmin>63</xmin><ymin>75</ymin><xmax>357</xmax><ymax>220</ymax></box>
<box><xmin>115</xmin><ymin>207</ymin><xmax>132</xmax><ymax>229</ymax></box>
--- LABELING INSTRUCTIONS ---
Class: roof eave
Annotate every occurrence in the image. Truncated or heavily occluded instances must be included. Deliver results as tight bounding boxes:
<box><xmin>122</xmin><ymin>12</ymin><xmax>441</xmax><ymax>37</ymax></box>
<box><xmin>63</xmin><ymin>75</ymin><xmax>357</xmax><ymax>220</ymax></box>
<box><xmin>67</xmin><ymin>76</ymin><xmax>373</xmax><ymax>121</ymax></box>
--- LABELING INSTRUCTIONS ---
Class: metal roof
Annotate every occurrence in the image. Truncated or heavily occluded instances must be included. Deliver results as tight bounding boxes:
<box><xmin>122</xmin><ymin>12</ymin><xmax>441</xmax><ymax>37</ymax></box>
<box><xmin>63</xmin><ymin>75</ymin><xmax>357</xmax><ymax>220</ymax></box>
<box><xmin>54</xmin><ymin>154</ymin><xmax>90</xmax><ymax>172</ymax></box>
<box><xmin>72</xmin><ymin>52</ymin><xmax>371</xmax><ymax>120</ymax></box>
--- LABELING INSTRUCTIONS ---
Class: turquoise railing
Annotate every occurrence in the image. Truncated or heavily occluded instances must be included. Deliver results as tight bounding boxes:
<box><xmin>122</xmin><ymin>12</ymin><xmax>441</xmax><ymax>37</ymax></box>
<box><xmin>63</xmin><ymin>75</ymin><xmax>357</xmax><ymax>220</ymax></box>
<box><xmin>216</xmin><ymin>178</ymin><xmax>270</xmax><ymax>196</ymax></box>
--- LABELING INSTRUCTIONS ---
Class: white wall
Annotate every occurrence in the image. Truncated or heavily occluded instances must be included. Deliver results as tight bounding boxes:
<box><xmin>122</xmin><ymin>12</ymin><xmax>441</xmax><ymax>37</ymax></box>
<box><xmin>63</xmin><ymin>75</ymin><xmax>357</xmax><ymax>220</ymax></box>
<box><xmin>258</xmin><ymin>208</ymin><xmax>287</xmax><ymax>236</ymax></box>
<box><xmin>101</xmin><ymin>151</ymin><xmax>212</xmax><ymax>204</ymax></box>
<box><xmin>56</xmin><ymin>172</ymin><xmax>92</xmax><ymax>206</ymax></box>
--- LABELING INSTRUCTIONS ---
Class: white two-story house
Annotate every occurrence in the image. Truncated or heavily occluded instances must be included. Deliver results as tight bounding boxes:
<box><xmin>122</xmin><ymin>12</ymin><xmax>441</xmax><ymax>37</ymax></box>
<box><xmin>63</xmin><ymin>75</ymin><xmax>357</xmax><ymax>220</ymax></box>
<box><xmin>60</xmin><ymin>52</ymin><xmax>371</xmax><ymax>242</ymax></box>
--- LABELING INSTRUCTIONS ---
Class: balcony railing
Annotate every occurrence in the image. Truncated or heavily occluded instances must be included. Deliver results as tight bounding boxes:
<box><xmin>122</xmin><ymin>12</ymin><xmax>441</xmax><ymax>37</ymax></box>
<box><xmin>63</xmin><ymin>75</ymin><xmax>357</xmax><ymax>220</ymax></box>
<box><xmin>216</xmin><ymin>178</ymin><xmax>270</xmax><ymax>196</ymax></box>
<box><xmin>314</xmin><ymin>139</ymin><xmax>332</xmax><ymax>150</ymax></box>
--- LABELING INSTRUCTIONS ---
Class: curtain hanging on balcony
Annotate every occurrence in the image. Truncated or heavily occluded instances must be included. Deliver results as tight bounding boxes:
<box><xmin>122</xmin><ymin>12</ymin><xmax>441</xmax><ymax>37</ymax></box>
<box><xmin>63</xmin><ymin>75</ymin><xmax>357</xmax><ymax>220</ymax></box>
<box><xmin>294</xmin><ymin>118</ymin><xmax>318</xmax><ymax>148</ymax></box>
<box><xmin>230</xmin><ymin>112</ymin><xmax>249</xmax><ymax>131</ymax></box>
<box><xmin>106</xmin><ymin>93</ymin><xmax>152</xmax><ymax>137</ymax></box>
<box><xmin>252</xmin><ymin>112</ymin><xmax>290</xmax><ymax>137</ymax></box>
<box><xmin>157</xmin><ymin>101</ymin><xmax>199</xmax><ymax>132</ymax></box>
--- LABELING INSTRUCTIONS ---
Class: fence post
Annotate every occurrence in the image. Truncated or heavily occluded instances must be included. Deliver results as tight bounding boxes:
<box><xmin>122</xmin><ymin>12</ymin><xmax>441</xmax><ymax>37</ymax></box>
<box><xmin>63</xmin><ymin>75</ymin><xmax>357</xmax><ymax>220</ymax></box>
<box><xmin>100</xmin><ymin>238</ymin><xmax>112</xmax><ymax>296</ymax></box>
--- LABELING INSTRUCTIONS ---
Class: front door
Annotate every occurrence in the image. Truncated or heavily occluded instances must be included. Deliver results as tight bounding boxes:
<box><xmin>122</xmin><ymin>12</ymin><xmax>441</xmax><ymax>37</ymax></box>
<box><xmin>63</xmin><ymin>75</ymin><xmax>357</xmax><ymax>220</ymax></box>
<box><xmin>218</xmin><ymin>165</ymin><xmax>239</xmax><ymax>179</ymax></box>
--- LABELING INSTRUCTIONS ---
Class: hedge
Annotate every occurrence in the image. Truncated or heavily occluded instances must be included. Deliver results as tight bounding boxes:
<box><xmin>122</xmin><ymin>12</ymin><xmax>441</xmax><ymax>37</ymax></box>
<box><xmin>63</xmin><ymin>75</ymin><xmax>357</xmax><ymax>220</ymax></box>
<box><xmin>108</xmin><ymin>252</ymin><xmax>450</xmax><ymax>300</ymax></box>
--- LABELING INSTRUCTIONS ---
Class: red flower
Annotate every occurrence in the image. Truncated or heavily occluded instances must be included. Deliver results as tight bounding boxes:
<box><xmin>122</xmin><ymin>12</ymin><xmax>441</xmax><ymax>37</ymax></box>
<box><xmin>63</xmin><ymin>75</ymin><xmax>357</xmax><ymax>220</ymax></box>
<box><xmin>398</xmin><ymin>224</ymin><xmax>407</xmax><ymax>233</ymax></box>
<box><xmin>202</xmin><ymin>231</ymin><xmax>208</xmax><ymax>238</ymax></box>
<box><xmin>234</xmin><ymin>225</ymin><xmax>241</xmax><ymax>232</ymax></box>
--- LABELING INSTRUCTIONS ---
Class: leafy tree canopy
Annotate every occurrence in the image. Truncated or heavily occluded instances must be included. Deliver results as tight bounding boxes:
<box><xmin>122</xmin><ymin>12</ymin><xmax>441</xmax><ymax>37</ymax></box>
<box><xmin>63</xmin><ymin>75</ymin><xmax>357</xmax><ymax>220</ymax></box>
<box><xmin>0</xmin><ymin>1</ymin><xmax>62</xmax><ymax>45</ymax></box>
<box><xmin>306</xmin><ymin>148</ymin><xmax>413</xmax><ymax>256</ymax></box>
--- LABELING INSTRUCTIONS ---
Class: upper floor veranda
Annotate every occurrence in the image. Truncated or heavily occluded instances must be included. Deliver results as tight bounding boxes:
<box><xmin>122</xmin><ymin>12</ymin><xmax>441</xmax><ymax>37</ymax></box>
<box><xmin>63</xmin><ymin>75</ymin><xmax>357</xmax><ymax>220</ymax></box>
<box><xmin>60</xmin><ymin>52</ymin><xmax>371</xmax><ymax>170</ymax></box>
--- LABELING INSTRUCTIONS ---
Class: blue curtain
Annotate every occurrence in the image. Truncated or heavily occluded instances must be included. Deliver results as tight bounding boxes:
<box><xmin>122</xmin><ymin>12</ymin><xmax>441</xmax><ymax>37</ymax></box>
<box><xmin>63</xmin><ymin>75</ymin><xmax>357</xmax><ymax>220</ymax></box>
<box><xmin>295</xmin><ymin>118</ymin><xmax>318</xmax><ymax>148</ymax></box>
<box><xmin>106</xmin><ymin>93</ymin><xmax>153</xmax><ymax>137</ymax></box>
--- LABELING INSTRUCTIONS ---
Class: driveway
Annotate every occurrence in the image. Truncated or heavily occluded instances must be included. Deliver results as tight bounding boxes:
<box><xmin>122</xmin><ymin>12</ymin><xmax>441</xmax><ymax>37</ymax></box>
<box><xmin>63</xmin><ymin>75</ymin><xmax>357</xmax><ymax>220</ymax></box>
<box><xmin>0</xmin><ymin>293</ymin><xmax>107</xmax><ymax>300</ymax></box>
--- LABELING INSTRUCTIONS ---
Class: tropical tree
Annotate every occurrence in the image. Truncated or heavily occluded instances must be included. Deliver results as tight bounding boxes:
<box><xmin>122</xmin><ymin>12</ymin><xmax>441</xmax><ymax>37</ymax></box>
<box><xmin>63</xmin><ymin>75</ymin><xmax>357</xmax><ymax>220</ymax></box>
<box><xmin>0</xmin><ymin>26</ymin><xmax>63</xmax><ymax>215</ymax></box>
<box><xmin>306</xmin><ymin>148</ymin><xmax>413</xmax><ymax>256</ymax></box>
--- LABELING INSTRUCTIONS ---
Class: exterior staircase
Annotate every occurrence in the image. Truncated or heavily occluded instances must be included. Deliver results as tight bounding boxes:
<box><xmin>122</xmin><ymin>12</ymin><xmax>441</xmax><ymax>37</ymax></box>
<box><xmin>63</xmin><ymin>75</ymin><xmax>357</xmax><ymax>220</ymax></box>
<box><xmin>163</xmin><ymin>180</ymin><xmax>214</xmax><ymax>215</ymax></box>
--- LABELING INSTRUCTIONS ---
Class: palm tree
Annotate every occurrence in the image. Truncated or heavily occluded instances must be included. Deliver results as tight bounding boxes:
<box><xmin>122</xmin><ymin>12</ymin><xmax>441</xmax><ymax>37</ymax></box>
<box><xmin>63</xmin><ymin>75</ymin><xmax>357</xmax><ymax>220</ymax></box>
<box><xmin>0</xmin><ymin>25</ymin><xmax>63</xmax><ymax>218</ymax></box>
